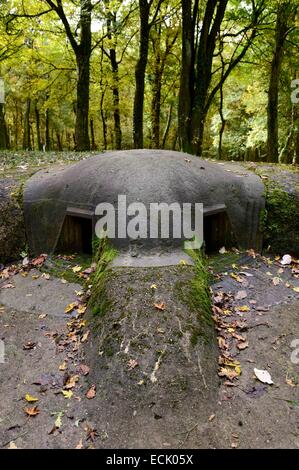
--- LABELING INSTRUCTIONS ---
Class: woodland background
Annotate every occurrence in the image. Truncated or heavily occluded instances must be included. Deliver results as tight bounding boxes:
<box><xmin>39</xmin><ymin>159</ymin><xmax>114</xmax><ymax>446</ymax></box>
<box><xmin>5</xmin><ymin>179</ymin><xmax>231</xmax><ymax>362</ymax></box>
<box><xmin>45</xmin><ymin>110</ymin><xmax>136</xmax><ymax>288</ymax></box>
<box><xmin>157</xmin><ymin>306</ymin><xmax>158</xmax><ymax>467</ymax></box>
<box><xmin>0</xmin><ymin>0</ymin><xmax>298</xmax><ymax>163</ymax></box>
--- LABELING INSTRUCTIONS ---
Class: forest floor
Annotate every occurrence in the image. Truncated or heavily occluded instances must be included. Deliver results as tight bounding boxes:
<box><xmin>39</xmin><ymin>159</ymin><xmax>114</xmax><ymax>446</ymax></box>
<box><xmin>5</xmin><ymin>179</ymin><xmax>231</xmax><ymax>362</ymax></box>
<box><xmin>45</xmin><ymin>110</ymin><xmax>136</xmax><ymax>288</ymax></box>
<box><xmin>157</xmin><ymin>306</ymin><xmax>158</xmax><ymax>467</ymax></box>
<box><xmin>0</xmin><ymin>151</ymin><xmax>299</xmax><ymax>448</ymax></box>
<box><xmin>0</xmin><ymin>250</ymin><xmax>299</xmax><ymax>449</ymax></box>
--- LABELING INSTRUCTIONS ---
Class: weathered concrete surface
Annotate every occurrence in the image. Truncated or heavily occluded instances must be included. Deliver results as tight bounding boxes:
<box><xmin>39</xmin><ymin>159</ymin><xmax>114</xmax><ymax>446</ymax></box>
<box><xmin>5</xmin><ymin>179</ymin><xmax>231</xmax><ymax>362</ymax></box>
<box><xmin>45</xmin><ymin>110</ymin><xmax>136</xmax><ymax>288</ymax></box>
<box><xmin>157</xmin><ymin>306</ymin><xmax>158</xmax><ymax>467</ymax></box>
<box><xmin>0</xmin><ymin>179</ymin><xmax>25</xmax><ymax>263</ymax></box>
<box><xmin>84</xmin><ymin>265</ymin><xmax>219</xmax><ymax>448</ymax></box>
<box><xmin>24</xmin><ymin>150</ymin><xmax>265</xmax><ymax>255</ymax></box>
<box><xmin>0</xmin><ymin>254</ymin><xmax>299</xmax><ymax>448</ymax></box>
<box><xmin>0</xmin><ymin>269</ymin><xmax>82</xmax><ymax>317</ymax></box>
<box><xmin>111</xmin><ymin>249</ymin><xmax>195</xmax><ymax>267</ymax></box>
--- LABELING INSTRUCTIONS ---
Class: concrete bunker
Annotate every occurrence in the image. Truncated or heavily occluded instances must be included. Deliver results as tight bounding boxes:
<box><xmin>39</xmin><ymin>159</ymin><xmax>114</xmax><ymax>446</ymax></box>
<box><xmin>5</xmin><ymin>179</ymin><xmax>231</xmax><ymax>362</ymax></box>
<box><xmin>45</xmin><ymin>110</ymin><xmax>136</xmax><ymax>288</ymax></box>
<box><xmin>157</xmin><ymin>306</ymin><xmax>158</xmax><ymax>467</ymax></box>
<box><xmin>24</xmin><ymin>150</ymin><xmax>265</xmax><ymax>256</ymax></box>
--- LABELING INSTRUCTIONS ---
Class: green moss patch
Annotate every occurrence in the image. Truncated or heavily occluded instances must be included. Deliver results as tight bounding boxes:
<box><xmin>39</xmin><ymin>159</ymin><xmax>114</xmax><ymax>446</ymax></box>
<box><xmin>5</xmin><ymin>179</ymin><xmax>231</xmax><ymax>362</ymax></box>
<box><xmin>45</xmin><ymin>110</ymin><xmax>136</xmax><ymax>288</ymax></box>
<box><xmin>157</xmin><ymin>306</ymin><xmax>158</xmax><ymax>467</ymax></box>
<box><xmin>261</xmin><ymin>181</ymin><xmax>299</xmax><ymax>255</ymax></box>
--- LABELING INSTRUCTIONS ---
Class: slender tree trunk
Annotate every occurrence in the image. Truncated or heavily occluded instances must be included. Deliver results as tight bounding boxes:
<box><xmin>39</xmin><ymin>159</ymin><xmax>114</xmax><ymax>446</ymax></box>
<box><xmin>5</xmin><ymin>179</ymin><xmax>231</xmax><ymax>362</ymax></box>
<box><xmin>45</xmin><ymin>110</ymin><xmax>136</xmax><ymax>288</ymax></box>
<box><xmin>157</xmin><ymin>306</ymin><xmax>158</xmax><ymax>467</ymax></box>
<box><xmin>133</xmin><ymin>0</ymin><xmax>151</xmax><ymax>148</ymax></box>
<box><xmin>178</xmin><ymin>0</ymin><xmax>195</xmax><ymax>154</ymax></box>
<box><xmin>192</xmin><ymin>0</ymin><xmax>228</xmax><ymax>156</ymax></box>
<box><xmin>90</xmin><ymin>118</ymin><xmax>96</xmax><ymax>150</ymax></box>
<box><xmin>151</xmin><ymin>67</ymin><xmax>163</xmax><ymax>148</ymax></box>
<box><xmin>106</xmin><ymin>11</ymin><xmax>122</xmax><ymax>150</ymax></box>
<box><xmin>267</xmin><ymin>3</ymin><xmax>291</xmax><ymax>163</ymax></box>
<box><xmin>100</xmin><ymin>89</ymin><xmax>107</xmax><ymax>150</ymax></box>
<box><xmin>35</xmin><ymin>104</ymin><xmax>42</xmax><ymax>151</ymax></box>
<box><xmin>56</xmin><ymin>132</ymin><xmax>63</xmax><ymax>151</ymax></box>
<box><xmin>0</xmin><ymin>103</ymin><xmax>8</xmax><ymax>149</ymax></box>
<box><xmin>75</xmin><ymin>51</ymin><xmax>91</xmax><ymax>151</ymax></box>
<box><xmin>45</xmin><ymin>108</ymin><xmax>51</xmax><ymax>151</ymax></box>
<box><xmin>218</xmin><ymin>58</ymin><xmax>226</xmax><ymax>159</ymax></box>
<box><xmin>162</xmin><ymin>103</ymin><xmax>173</xmax><ymax>149</ymax></box>
<box><xmin>23</xmin><ymin>98</ymin><xmax>32</xmax><ymax>150</ymax></box>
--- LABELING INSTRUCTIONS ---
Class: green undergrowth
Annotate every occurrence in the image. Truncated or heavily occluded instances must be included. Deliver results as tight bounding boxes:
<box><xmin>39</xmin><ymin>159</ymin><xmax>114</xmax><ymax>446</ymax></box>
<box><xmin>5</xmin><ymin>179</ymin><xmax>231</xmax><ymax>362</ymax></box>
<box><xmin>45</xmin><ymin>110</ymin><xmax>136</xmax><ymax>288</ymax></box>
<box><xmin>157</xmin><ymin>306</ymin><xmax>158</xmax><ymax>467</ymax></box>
<box><xmin>88</xmin><ymin>239</ymin><xmax>118</xmax><ymax>317</ymax></box>
<box><xmin>261</xmin><ymin>181</ymin><xmax>299</xmax><ymax>255</ymax></box>
<box><xmin>176</xmin><ymin>249</ymin><xmax>213</xmax><ymax>346</ymax></box>
<box><xmin>40</xmin><ymin>254</ymin><xmax>91</xmax><ymax>284</ymax></box>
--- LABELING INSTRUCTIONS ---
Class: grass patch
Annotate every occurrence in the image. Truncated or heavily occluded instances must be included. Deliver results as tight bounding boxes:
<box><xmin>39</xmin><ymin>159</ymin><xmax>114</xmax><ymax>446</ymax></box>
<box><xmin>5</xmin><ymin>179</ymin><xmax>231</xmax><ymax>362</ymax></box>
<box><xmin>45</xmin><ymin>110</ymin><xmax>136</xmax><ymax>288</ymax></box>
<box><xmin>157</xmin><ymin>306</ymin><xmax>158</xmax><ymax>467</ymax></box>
<box><xmin>89</xmin><ymin>239</ymin><xmax>118</xmax><ymax>317</ymax></box>
<box><xmin>176</xmin><ymin>249</ymin><xmax>213</xmax><ymax>345</ymax></box>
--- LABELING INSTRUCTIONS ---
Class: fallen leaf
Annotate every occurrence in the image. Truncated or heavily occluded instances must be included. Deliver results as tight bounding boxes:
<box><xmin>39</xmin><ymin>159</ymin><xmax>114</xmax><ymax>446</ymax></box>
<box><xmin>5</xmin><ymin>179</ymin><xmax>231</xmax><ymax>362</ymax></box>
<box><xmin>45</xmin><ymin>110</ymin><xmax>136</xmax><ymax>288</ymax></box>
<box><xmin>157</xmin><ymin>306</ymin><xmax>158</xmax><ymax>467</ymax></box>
<box><xmin>286</xmin><ymin>378</ymin><xmax>296</xmax><ymax>387</ymax></box>
<box><xmin>23</xmin><ymin>341</ymin><xmax>36</xmax><ymax>350</ymax></box>
<box><xmin>72</xmin><ymin>266</ymin><xmax>82</xmax><ymax>273</ymax></box>
<box><xmin>254</xmin><ymin>368</ymin><xmax>273</xmax><ymax>385</ymax></box>
<box><xmin>77</xmin><ymin>305</ymin><xmax>87</xmax><ymax>315</ymax></box>
<box><xmin>31</xmin><ymin>255</ymin><xmax>47</xmax><ymax>266</ymax></box>
<box><xmin>62</xmin><ymin>390</ymin><xmax>73</xmax><ymax>399</ymax></box>
<box><xmin>237</xmin><ymin>341</ymin><xmax>249</xmax><ymax>350</ymax></box>
<box><xmin>8</xmin><ymin>442</ymin><xmax>18</xmax><ymax>449</ymax></box>
<box><xmin>219</xmin><ymin>247</ymin><xmax>227</xmax><ymax>254</ymax></box>
<box><xmin>78</xmin><ymin>364</ymin><xmax>90</xmax><ymax>376</ymax></box>
<box><xmin>280</xmin><ymin>254</ymin><xmax>292</xmax><ymax>266</ymax></box>
<box><xmin>154</xmin><ymin>302</ymin><xmax>166</xmax><ymax>311</ymax></box>
<box><xmin>86</xmin><ymin>385</ymin><xmax>96</xmax><ymax>399</ymax></box>
<box><xmin>65</xmin><ymin>375</ymin><xmax>79</xmax><ymax>390</ymax></box>
<box><xmin>25</xmin><ymin>394</ymin><xmax>39</xmax><ymax>403</ymax></box>
<box><xmin>218</xmin><ymin>367</ymin><xmax>238</xmax><ymax>380</ymax></box>
<box><xmin>236</xmin><ymin>305</ymin><xmax>250</xmax><ymax>312</ymax></box>
<box><xmin>55</xmin><ymin>412</ymin><xmax>63</xmax><ymax>429</ymax></box>
<box><xmin>235</xmin><ymin>290</ymin><xmax>247</xmax><ymax>300</ymax></box>
<box><xmin>64</xmin><ymin>302</ymin><xmax>78</xmax><ymax>314</ymax></box>
<box><xmin>41</xmin><ymin>273</ymin><xmax>50</xmax><ymax>280</ymax></box>
<box><xmin>208</xmin><ymin>414</ymin><xmax>215</xmax><ymax>422</ymax></box>
<box><xmin>230</xmin><ymin>273</ymin><xmax>243</xmax><ymax>283</ymax></box>
<box><xmin>76</xmin><ymin>439</ymin><xmax>84</xmax><ymax>449</ymax></box>
<box><xmin>1</xmin><ymin>283</ymin><xmax>15</xmax><ymax>289</ymax></box>
<box><xmin>272</xmin><ymin>277</ymin><xmax>280</xmax><ymax>286</ymax></box>
<box><xmin>293</xmin><ymin>287</ymin><xmax>299</xmax><ymax>293</ymax></box>
<box><xmin>150</xmin><ymin>284</ymin><xmax>157</xmax><ymax>290</ymax></box>
<box><xmin>59</xmin><ymin>362</ymin><xmax>68</xmax><ymax>371</ymax></box>
<box><xmin>128</xmin><ymin>359</ymin><xmax>138</xmax><ymax>370</ymax></box>
<box><xmin>81</xmin><ymin>331</ymin><xmax>90</xmax><ymax>343</ymax></box>
<box><xmin>24</xmin><ymin>406</ymin><xmax>40</xmax><ymax>417</ymax></box>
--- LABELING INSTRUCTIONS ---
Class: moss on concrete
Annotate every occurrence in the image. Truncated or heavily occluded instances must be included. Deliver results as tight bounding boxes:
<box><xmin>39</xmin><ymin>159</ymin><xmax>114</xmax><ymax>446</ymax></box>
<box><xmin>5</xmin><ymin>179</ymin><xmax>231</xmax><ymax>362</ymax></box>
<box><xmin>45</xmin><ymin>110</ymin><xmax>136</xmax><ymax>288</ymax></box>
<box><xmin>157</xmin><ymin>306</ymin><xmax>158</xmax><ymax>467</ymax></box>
<box><xmin>88</xmin><ymin>239</ymin><xmax>118</xmax><ymax>317</ymax></box>
<box><xmin>261</xmin><ymin>181</ymin><xmax>299</xmax><ymax>255</ymax></box>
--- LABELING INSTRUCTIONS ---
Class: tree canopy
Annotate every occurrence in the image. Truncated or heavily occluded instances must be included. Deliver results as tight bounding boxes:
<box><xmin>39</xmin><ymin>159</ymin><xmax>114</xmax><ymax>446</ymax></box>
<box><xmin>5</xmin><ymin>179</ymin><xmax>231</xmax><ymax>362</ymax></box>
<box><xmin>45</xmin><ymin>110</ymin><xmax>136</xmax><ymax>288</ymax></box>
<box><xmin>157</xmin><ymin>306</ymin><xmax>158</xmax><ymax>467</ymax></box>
<box><xmin>0</xmin><ymin>0</ymin><xmax>298</xmax><ymax>162</ymax></box>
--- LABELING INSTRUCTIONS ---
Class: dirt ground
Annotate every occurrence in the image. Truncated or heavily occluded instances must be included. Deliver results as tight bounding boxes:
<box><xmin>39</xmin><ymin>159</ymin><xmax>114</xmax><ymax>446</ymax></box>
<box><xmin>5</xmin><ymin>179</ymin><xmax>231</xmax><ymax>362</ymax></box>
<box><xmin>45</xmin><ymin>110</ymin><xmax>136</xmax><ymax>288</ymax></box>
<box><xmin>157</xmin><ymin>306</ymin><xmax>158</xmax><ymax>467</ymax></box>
<box><xmin>0</xmin><ymin>251</ymin><xmax>298</xmax><ymax>449</ymax></box>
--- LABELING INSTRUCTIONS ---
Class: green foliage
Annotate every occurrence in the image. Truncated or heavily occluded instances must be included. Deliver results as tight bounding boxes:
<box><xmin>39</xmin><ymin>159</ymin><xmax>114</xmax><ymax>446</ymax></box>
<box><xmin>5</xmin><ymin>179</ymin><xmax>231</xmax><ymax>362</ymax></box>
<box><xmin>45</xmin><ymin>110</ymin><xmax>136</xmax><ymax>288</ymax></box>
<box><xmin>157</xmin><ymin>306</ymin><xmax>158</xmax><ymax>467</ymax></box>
<box><xmin>262</xmin><ymin>182</ymin><xmax>299</xmax><ymax>254</ymax></box>
<box><xmin>0</xmin><ymin>0</ymin><xmax>297</xmax><ymax>158</ymax></box>
<box><xmin>89</xmin><ymin>238</ymin><xmax>118</xmax><ymax>317</ymax></box>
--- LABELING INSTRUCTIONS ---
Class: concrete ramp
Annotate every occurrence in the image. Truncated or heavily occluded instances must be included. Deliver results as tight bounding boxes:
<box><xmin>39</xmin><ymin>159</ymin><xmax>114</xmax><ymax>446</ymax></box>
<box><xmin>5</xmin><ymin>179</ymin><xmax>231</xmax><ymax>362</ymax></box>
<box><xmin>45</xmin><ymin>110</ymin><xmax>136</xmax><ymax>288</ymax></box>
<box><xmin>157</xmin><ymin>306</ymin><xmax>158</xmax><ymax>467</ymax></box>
<box><xmin>84</xmin><ymin>264</ymin><xmax>219</xmax><ymax>448</ymax></box>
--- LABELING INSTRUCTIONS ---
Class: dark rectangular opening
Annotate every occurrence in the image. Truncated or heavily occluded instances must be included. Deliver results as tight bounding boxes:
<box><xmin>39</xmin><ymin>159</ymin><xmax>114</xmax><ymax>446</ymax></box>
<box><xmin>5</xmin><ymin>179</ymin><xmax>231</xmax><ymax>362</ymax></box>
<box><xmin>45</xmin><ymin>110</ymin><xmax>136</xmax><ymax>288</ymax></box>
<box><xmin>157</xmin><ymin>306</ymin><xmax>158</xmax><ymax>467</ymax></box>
<box><xmin>204</xmin><ymin>208</ymin><xmax>235</xmax><ymax>253</ymax></box>
<box><xmin>55</xmin><ymin>215</ymin><xmax>93</xmax><ymax>254</ymax></box>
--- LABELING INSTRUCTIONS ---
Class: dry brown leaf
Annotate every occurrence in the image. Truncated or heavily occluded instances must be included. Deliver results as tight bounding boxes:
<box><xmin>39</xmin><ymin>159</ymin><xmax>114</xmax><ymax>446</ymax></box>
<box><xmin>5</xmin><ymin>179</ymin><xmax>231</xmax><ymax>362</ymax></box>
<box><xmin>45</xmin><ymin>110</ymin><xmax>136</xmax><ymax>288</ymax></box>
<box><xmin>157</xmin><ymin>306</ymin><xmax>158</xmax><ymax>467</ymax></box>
<box><xmin>24</xmin><ymin>406</ymin><xmax>40</xmax><ymax>417</ymax></box>
<box><xmin>154</xmin><ymin>302</ymin><xmax>166</xmax><ymax>311</ymax></box>
<box><xmin>65</xmin><ymin>375</ymin><xmax>79</xmax><ymax>390</ymax></box>
<box><xmin>86</xmin><ymin>385</ymin><xmax>96</xmax><ymax>399</ymax></box>
<box><xmin>128</xmin><ymin>359</ymin><xmax>138</xmax><ymax>370</ymax></box>
<box><xmin>78</xmin><ymin>364</ymin><xmax>90</xmax><ymax>376</ymax></box>
<box><xmin>237</xmin><ymin>341</ymin><xmax>249</xmax><ymax>350</ymax></box>
<box><xmin>81</xmin><ymin>331</ymin><xmax>90</xmax><ymax>343</ymax></box>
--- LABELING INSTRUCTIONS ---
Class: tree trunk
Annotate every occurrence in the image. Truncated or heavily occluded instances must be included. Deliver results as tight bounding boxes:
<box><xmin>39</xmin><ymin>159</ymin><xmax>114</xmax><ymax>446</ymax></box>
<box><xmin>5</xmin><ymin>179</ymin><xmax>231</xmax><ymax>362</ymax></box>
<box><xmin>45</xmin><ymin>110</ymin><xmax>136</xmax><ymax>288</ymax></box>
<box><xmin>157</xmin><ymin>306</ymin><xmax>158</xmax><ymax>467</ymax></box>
<box><xmin>0</xmin><ymin>103</ymin><xmax>8</xmax><ymax>150</ymax></box>
<box><xmin>267</xmin><ymin>3</ymin><xmax>292</xmax><ymax>163</ymax></box>
<box><xmin>75</xmin><ymin>52</ymin><xmax>91</xmax><ymax>151</ymax></box>
<box><xmin>192</xmin><ymin>0</ymin><xmax>228</xmax><ymax>156</ymax></box>
<box><xmin>162</xmin><ymin>103</ymin><xmax>173</xmax><ymax>149</ymax></box>
<box><xmin>133</xmin><ymin>0</ymin><xmax>151</xmax><ymax>149</ymax></box>
<box><xmin>178</xmin><ymin>0</ymin><xmax>196</xmax><ymax>154</ymax></box>
<box><xmin>45</xmin><ymin>108</ymin><xmax>51</xmax><ymax>151</ymax></box>
<box><xmin>35</xmin><ymin>104</ymin><xmax>43</xmax><ymax>151</ymax></box>
<box><xmin>23</xmin><ymin>98</ymin><xmax>32</xmax><ymax>150</ymax></box>
<box><xmin>151</xmin><ymin>67</ymin><xmax>163</xmax><ymax>149</ymax></box>
<box><xmin>106</xmin><ymin>10</ymin><xmax>122</xmax><ymax>150</ymax></box>
<box><xmin>90</xmin><ymin>119</ymin><xmax>96</xmax><ymax>150</ymax></box>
